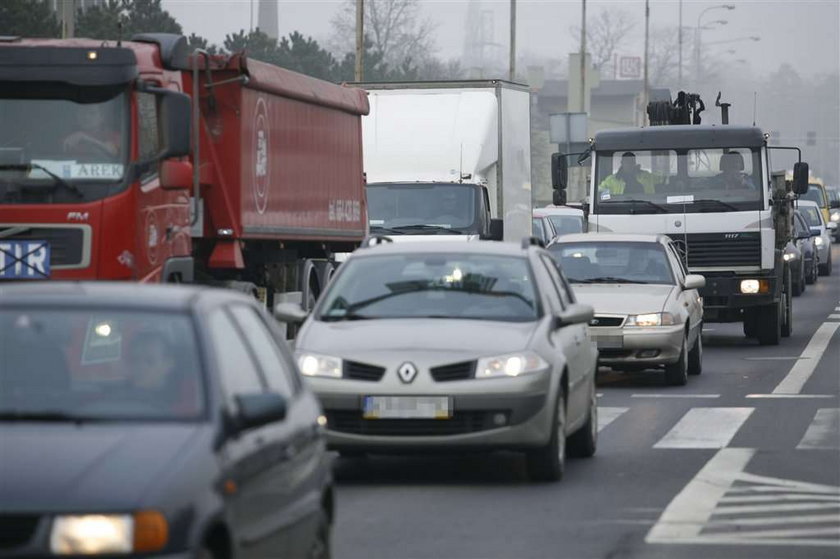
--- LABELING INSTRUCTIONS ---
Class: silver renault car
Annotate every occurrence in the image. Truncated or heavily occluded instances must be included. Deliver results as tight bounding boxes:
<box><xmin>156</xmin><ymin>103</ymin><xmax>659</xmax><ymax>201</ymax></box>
<box><xmin>548</xmin><ymin>234</ymin><xmax>705</xmax><ymax>386</ymax></box>
<box><xmin>278</xmin><ymin>238</ymin><xmax>598</xmax><ymax>482</ymax></box>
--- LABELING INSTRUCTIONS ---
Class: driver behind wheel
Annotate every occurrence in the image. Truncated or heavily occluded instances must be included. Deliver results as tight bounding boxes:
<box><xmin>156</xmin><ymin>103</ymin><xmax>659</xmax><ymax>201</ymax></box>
<box><xmin>126</xmin><ymin>331</ymin><xmax>199</xmax><ymax>415</ymax></box>
<box><xmin>62</xmin><ymin>103</ymin><xmax>120</xmax><ymax>157</ymax></box>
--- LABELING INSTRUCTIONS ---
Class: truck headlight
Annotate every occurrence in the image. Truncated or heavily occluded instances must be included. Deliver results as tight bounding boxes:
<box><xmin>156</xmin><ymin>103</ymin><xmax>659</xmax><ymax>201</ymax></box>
<box><xmin>783</xmin><ymin>252</ymin><xmax>797</xmax><ymax>262</ymax></box>
<box><xmin>297</xmin><ymin>352</ymin><xmax>343</xmax><ymax>378</ymax></box>
<box><xmin>739</xmin><ymin>279</ymin><xmax>770</xmax><ymax>294</ymax></box>
<box><xmin>625</xmin><ymin>312</ymin><xmax>676</xmax><ymax>327</ymax></box>
<box><xmin>50</xmin><ymin>511</ymin><xmax>168</xmax><ymax>555</ymax></box>
<box><xmin>476</xmin><ymin>352</ymin><xmax>548</xmax><ymax>378</ymax></box>
<box><xmin>815</xmin><ymin>236</ymin><xmax>824</xmax><ymax>246</ymax></box>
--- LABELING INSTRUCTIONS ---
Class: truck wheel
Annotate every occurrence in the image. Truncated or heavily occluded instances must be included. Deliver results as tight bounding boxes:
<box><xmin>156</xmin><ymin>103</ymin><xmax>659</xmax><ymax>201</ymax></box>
<box><xmin>687</xmin><ymin>329</ymin><xmax>702</xmax><ymax>375</ymax></box>
<box><xmin>664</xmin><ymin>337</ymin><xmax>688</xmax><ymax>386</ymax></box>
<box><xmin>300</xmin><ymin>260</ymin><xmax>321</xmax><ymax>311</ymax></box>
<box><xmin>781</xmin><ymin>276</ymin><xmax>793</xmax><ymax>338</ymax></box>
<box><xmin>757</xmin><ymin>302</ymin><xmax>781</xmax><ymax>346</ymax></box>
<box><xmin>819</xmin><ymin>250</ymin><xmax>832</xmax><ymax>276</ymax></box>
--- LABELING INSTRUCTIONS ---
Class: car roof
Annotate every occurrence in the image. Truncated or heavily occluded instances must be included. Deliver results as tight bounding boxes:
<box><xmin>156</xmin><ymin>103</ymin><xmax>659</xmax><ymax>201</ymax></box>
<box><xmin>533</xmin><ymin>206</ymin><xmax>584</xmax><ymax>217</ymax></box>
<box><xmin>352</xmin><ymin>240</ymin><xmax>533</xmax><ymax>258</ymax></box>
<box><xmin>0</xmin><ymin>282</ymin><xmax>254</xmax><ymax>311</ymax></box>
<box><xmin>548</xmin><ymin>232</ymin><xmax>670</xmax><ymax>245</ymax></box>
<box><xmin>797</xmin><ymin>200</ymin><xmax>820</xmax><ymax>208</ymax></box>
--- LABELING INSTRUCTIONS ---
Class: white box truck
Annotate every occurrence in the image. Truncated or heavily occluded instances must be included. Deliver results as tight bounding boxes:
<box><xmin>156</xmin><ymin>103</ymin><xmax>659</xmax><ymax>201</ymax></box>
<box><xmin>357</xmin><ymin>80</ymin><xmax>533</xmax><ymax>243</ymax></box>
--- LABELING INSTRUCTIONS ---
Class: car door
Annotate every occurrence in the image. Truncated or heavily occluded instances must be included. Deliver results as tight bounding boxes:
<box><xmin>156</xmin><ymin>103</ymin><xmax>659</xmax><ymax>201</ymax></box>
<box><xmin>537</xmin><ymin>254</ymin><xmax>588</xmax><ymax>424</ymax></box>
<box><xmin>666</xmin><ymin>241</ymin><xmax>701</xmax><ymax>345</ymax></box>
<box><xmin>206</xmin><ymin>307</ymin><xmax>287</xmax><ymax>559</ymax></box>
<box><xmin>228</xmin><ymin>305</ymin><xmax>326</xmax><ymax>558</ymax></box>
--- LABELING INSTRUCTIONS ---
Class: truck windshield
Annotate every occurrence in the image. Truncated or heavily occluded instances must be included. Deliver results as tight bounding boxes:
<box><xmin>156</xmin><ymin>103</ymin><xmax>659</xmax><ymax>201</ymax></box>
<box><xmin>594</xmin><ymin>148</ymin><xmax>763</xmax><ymax>214</ymax></box>
<box><xmin>367</xmin><ymin>183</ymin><xmax>480</xmax><ymax>235</ymax></box>
<box><xmin>0</xmin><ymin>92</ymin><xmax>128</xmax><ymax>202</ymax></box>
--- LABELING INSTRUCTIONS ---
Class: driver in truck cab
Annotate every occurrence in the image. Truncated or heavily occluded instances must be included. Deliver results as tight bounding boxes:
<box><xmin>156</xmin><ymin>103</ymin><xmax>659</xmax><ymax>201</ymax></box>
<box><xmin>599</xmin><ymin>152</ymin><xmax>658</xmax><ymax>195</ymax></box>
<box><xmin>715</xmin><ymin>151</ymin><xmax>756</xmax><ymax>190</ymax></box>
<box><xmin>62</xmin><ymin>103</ymin><xmax>120</xmax><ymax>158</ymax></box>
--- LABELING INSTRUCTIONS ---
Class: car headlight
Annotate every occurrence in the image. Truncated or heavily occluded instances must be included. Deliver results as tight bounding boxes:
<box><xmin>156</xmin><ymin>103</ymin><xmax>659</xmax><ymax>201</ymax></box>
<box><xmin>50</xmin><ymin>511</ymin><xmax>168</xmax><ymax>555</ymax></box>
<box><xmin>783</xmin><ymin>252</ymin><xmax>797</xmax><ymax>261</ymax></box>
<box><xmin>297</xmin><ymin>352</ymin><xmax>342</xmax><ymax>378</ymax></box>
<box><xmin>815</xmin><ymin>236</ymin><xmax>824</xmax><ymax>246</ymax></box>
<box><xmin>475</xmin><ymin>352</ymin><xmax>549</xmax><ymax>379</ymax></box>
<box><xmin>831</xmin><ymin>212</ymin><xmax>839</xmax><ymax>222</ymax></box>
<box><xmin>625</xmin><ymin>312</ymin><xmax>676</xmax><ymax>327</ymax></box>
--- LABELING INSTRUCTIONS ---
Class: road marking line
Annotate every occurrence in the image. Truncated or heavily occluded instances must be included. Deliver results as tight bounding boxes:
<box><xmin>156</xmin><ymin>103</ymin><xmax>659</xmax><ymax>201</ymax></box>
<box><xmin>700</xmin><ymin>527</ymin><xmax>840</xmax><ymax>540</ymax></box>
<box><xmin>773</xmin><ymin>322</ymin><xmax>840</xmax><ymax>394</ymax></box>
<box><xmin>829</xmin><ymin>314</ymin><xmax>840</xmax><ymax>320</ymax></box>
<box><xmin>646</xmin><ymin>448</ymin><xmax>754</xmax><ymax>541</ymax></box>
<box><xmin>631</xmin><ymin>393</ymin><xmax>720</xmax><ymax>399</ymax></box>
<box><xmin>597</xmin><ymin>407</ymin><xmax>629</xmax><ymax>432</ymax></box>
<box><xmin>658</xmin><ymin>536</ymin><xmax>840</xmax><ymax>547</ymax></box>
<box><xmin>654</xmin><ymin>408</ymin><xmax>753</xmax><ymax>449</ymax></box>
<box><xmin>797</xmin><ymin>409</ymin><xmax>840</xmax><ymax>450</ymax></box>
<box><xmin>720</xmin><ymin>494</ymin><xmax>840</xmax><ymax>504</ymax></box>
<box><xmin>727</xmin><ymin>486</ymin><xmax>840</xmax><ymax>495</ymax></box>
<box><xmin>708</xmin><ymin>513</ymin><xmax>840</xmax><ymax>526</ymax></box>
<box><xmin>713</xmin><ymin>502</ymin><xmax>840</xmax><ymax>515</ymax></box>
<box><xmin>746</xmin><ymin>394</ymin><xmax>836</xmax><ymax>399</ymax></box>
<box><xmin>743</xmin><ymin>356</ymin><xmax>809</xmax><ymax>361</ymax></box>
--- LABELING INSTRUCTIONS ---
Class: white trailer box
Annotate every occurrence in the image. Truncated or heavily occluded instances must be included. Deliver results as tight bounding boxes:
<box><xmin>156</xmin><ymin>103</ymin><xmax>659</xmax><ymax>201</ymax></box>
<box><xmin>358</xmin><ymin>80</ymin><xmax>533</xmax><ymax>243</ymax></box>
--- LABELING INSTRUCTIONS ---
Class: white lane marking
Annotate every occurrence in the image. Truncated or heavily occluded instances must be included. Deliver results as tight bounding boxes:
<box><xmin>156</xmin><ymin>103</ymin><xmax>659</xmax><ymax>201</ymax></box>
<box><xmin>829</xmin><ymin>314</ymin><xmax>840</xmax><ymax>320</ymax></box>
<box><xmin>773</xmin><ymin>322</ymin><xmax>840</xmax><ymax>394</ymax></box>
<box><xmin>728</xmin><ymin>486</ymin><xmax>840</xmax><ymax>495</ymax></box>
<box><xmin>798</xmin><ymin>409</ymin><xmax>840</xmax><ymax>450</ymax></box>
<box><xmin>708</xmin><ymin>513</ymin><xmax>840</xmax><ymax>526</ymax></box>
<box><xmin>632</xmin><ymin>393</ymin><xmax>720</xmax><ymax>399</ymax></box>
<box><xmin>746</xmin><ymin>394</ymin><xmax>836</xmax><ymax>399</ymax></box>
<box><xmin>653</xmin><ymin>408</ymin><xmax>753</xmax><ymax>449</ymax></box>
<box><xmin>713</xmin><ymin>502</ymin><xmax>840</xmax><ymax>515</ymax></box>
<box><xmin>646</xmin><ymin>448</ymin><xmax>754</xmax><ymax>541</ymax></box>
<box><xmin>743</xmin><ymin>356</ymin><xmax>809</xmax><ymax>361</ymax></box>
<box><xmin>597</xmin><ymin>407</ymin><xmax>629</xmax><ymax>432</ymax></box>
<box><xmin>596</xmin><ymin>393</ymin><xmax>603</xmax><ymax>398</ymax></box>
<box><xmin>720</xmin><ymin>494</ymin><xmax>840</xmax><ymax>504</ymax></box>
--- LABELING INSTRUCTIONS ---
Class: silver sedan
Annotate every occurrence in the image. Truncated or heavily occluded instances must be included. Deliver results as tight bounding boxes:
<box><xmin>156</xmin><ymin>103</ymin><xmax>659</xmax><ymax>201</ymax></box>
<box><xmin>277</xmin><ymin>239</ymin><xmax>598</xmax><ymax>482</ymax></box>
<box><xmin>548</xmin><ymin>233</ymin><xmax>705</xmax><ymax>386</ymax></box>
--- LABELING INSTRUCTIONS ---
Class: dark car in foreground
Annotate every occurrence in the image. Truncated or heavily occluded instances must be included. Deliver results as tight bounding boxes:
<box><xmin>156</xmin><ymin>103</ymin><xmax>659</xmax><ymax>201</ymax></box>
<box><xmin>0</xmin><ymin>283</ymin><xmax>332</xmax><ymax>559</ymax></box>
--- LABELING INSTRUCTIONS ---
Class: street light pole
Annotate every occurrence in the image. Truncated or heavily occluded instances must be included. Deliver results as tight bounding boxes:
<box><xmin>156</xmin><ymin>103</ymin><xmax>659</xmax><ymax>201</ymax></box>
<box><xmin>644</xmin><ymin>0</ymin><xmax>650</xmax><ymax>122</ymax></box>
<box><xmin>579</xmin><ymin>0</ymin><xmax>587</xmax><ymax>112</ymax></box>
<box><xmin>355</xmin><ymin>0</ymin><xmax>364</xmax><ymax>82</ymax></box>
<box><xmin>694</xmin><ymin>4</ymin><xmax>735</xmax><ymax>86</ymax></box>
<box><xmin>509</xmin><ymin>0</ymin><xmax>516</xmax><ymax>82</ymax></box>
<box><xmin>678</xmin><ymin>0</ymin><xmax>683</xmax><ymax>86</ymax></box>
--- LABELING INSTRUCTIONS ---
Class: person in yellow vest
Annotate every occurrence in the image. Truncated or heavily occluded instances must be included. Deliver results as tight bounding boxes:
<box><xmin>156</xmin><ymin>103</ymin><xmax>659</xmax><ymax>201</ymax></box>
<box><xmin>599</xmin><ymin>152</ymin><xmax>659</xmax><ymax>196</ymax></box>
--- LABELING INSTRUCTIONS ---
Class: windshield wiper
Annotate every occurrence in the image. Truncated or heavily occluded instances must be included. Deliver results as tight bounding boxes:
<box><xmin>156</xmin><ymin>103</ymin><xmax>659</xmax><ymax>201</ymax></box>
<box><xmin>0</xmin><ymin>410</ymin><xmax>102</xmax><ymax>422</ymax></box>
<box><xmin>601</xmin><ymin>199</ymin><xmax>667</xmax><ymax>214</ymax></box>
<box><xmin>390</xmin><ymin>224</ymin><xmax>465</xmax><ymax>235</ymax></box>
<box><xmin>335</xmin><ymin>285</ymin><xmax>532</xmax><ymax>316</ymax></box>
<box><xmin>691</xmin><ymin>199</ymin><xmax>741</xmax><ymax>212</ymax></box>
<box><xmin>577</xmin><ymin>277</ymin><xmax>649</xmax><ymax>284</ymax></box>
<box><xmin>0</xmin><ymin>163</ymin><xmax>84</xmax><ymax>198</ymax></box>
<box><xmin>369</xmin><ymin>225</ymin><xmax>403</xmax><ymax>234</ymax></box>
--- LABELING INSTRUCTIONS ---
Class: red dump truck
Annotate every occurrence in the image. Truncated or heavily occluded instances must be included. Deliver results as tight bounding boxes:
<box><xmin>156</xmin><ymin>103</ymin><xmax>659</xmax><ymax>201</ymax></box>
<box><xmin>0</xmin><ymin>33</ymin><xmax>368</xmax><ymax>307</ymax></box>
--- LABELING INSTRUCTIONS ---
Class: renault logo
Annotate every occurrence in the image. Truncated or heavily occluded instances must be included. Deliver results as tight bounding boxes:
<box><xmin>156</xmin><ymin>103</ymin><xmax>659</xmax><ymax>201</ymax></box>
<box><xmin>397</xmin><ymin>362</ymin><xmax>418</xmax><ymax>384</ymax></box>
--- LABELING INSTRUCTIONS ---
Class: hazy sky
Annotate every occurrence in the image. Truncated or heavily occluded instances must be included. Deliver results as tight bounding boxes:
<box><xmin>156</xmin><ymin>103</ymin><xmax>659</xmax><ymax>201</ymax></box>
<box><xmin>164</xmin><ymin>0</ymin><xmax>839</xmax><ymax>77</ymax></box>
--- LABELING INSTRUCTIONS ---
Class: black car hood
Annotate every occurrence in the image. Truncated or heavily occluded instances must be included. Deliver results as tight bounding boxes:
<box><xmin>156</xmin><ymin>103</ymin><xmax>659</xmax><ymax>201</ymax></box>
<box><xmin>0</xmin><ymin>422</ymin><xmax>206</xmax><ymax>513</ymax></box>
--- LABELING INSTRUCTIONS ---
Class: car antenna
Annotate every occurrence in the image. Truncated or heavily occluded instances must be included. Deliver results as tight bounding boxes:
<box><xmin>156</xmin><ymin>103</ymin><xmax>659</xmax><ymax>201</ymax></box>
<box><xmin>117</xmin><ymin>21</ymin><xmax>122</xmax><ymax>47</ymax></box>
<box><xmin>752</xmin><ymin>92</ymin><xmax>757</xmax><ymax>126</ymax></box>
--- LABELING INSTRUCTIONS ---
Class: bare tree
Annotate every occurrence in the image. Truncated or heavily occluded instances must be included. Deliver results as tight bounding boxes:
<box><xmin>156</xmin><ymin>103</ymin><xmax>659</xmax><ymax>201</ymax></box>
<box><xmin>570</xmin><ymin>8</ymin><xmax>637</xmax><ymax>75</ymax></box>
<box><xmin>330</xmin><ymin>0</ymin><xmax>436</xmax><ymax>69</ymax></box>
<box><xmin>648</xmin><ymin>26</ymin><xmax>680</xmax><ymax>88</ymax></box>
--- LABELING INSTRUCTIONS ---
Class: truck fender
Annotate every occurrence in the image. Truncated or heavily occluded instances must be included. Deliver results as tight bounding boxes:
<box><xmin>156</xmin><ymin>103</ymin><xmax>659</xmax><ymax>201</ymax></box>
<box><xmin>161</xmin><ymin>256</ymin><xmax>195</xmax><ymax>283</ymax></box>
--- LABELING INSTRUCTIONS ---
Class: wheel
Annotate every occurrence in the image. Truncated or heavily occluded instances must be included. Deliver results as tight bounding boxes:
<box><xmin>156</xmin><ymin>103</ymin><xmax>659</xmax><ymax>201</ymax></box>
<box><xmin>567</xmin><ymin>380</ymin><xmax>597</xmax><ymax>458</ymax></box>
<box><xmin>526</xmin><ymin>385</ymin><xmax>566</xmax><ymax>482</ymax></box>
<box><xmin>781</xmin><ymin>276</ymin><xmax>793</xmax><ymax>338</ymax></box>
<box><xmin>308</xmin><ymin>508</ymin><xmax>332</xmax><ymax>559</ymax></box>
<box><xmin>819</xmin><ymin>250</ymin><xmax>832</xmax><ymax>276</ymax></box>
<box><xmin>757</xmin><ymin>301</ymin><xmax>781</xmax><ymax>346</ymax></box>
<box><xmin>688</xmin><ymin>328</ymin><xmax>703</xmax><ymax>376</ymax></box>
<box><xmin>792</xmin><ymin>264</ymin><xmax>804</xmax><ymax>296</ymax></box>
<box><xmin>664</xmin><ymin>337</ymin><xmax>688</xmax><ymax>386</ymax></box>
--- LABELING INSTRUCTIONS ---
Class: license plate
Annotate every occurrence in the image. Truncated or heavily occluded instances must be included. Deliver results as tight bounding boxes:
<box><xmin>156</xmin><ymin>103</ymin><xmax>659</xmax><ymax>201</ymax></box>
<box><xmin>0</xmin><ymin>240</ymin><xmax>51</xmax><ymax>279</ymax></box>
<box><xmin>363</xmin><ymin>396</ymin><xmax>452</xmax><ymax>419</ymax></box>
<box><xmin>594</xmin><ymin>335</ymin><xmax>623</xmax><ymax>349</ymax></box>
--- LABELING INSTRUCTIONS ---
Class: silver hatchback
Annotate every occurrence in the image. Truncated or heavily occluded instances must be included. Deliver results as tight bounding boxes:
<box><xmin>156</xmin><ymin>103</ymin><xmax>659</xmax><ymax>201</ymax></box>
<box><xmin>281</xmin><ymin>239</ymin><xmax>598</xmax><ymax>482</ymax></box>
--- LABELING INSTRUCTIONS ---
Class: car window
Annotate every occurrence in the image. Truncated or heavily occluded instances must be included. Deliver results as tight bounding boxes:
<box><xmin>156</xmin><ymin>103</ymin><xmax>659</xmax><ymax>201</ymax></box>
<box><xmin>665</xmin><ymin>243</ymin><xmax>686</xmax><ymax>281</ymax></box>
<box><xmin>794</xmin><ymin>213</ymin><xmax>809</xmax><ymax>235</ymax></box>
<box><xmin>539</xmin><ymin>255</ymin><xmax>569</xmax><ymax>310</ymax></box>
<box><xmin>548</xmin><ymin>241</ymin><xmax>675</xmax><ymax>285</ymax></box>
<box><xmin>800</xmin><ymin>206</ymin><xmax>823</xmax><ymax>227</ymax></box>
<box><xmin>547</xmin><ymin>215</ymin><xmax>584</xmax><ymax>236</ymax></box>
<box><xmin>801</xmin><ymin>186</ymin><xmax>826</xmax><ymax>206</ymax></box>
<box><xmin>551</xmin><ymin>257</ymin><xmax>577</xmax><ymax>303</ymax></box>
<box><xmin>207</xmin><ymin>308</ymin><xmax>264</xmax><ymax>410</ymax></box>
<box><xmin>228</xmin><ymin>305</ymin><xmax>296</xmax><ymax>398</ymax></box>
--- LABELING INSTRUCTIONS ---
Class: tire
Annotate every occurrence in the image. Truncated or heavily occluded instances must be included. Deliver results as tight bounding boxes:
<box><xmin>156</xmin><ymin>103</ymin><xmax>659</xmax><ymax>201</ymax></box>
<box><xmin>688</xmin><ymin>329</ymin><xmax>703</xmax><ymax>376</ymax></box>
<box><xmin>567</xmin><ymin>380</ymin><xmax>598</xmax><ymax>458</ymax></box>
<box><xmin>308</xmin><ymin>509</ymin><xmax>332</xmax><ymax>559</ymax></box>
<box><xmin>664</xmin><ymin>337</ymin><xmax>688</xmax><ymax>386</ymax></box>
<box><xmin>781</xmin><ymin>277</ymin><xmax>793</xmax><ymax>338</ymax></box>
<box><xmin>757</xmin><ymin>302</ymin><xmax>781</xmax><ymax>346</ymax></box>
<box><xmin>792</xmin><ymin>264</ymin><xmax>804</xmax><ymax>296</ymax></box>
<box><xmin>819</xmin><ymin>250</ymin><xmax>832</xmax><ymax>276</ymax></box>
<box><xmin>526</xmin><ymin>385</ymin><xmax>566</xmax><ymax>482</ymax></box>
<box><xmin>743</xmin><ymin>311</ymin><xmax>758</xmax><ymax>338</ymax></box>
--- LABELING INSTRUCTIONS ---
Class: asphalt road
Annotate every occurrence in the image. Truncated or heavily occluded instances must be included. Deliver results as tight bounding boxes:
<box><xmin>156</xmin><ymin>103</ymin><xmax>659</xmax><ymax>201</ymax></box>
<box><xmin>331</xmin><ymin>243</ymin><xmax>840</xmax><ymax>559</ymax></box>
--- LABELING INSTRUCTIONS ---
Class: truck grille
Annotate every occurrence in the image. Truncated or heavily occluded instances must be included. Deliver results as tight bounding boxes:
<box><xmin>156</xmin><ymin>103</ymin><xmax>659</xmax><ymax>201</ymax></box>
<box><xmin>670</xmin><ymin>232</ymin><xmax>761</xmax><ymax>268</ymax></box>
<box><xmin>343</xmin><ymin>361</ymin><xmax>386</xmax><ymax>381</ymax></box>
<box><xmin>0</xmin><ymin>225</ymin><xmax>87</xmax><ymax>267</ymax></box>
<box><xmin>0</xmin><ymin>515</ymin><xmax>39</xmax><ymax>549</ymax></box>
<box><xmin>430</xmin><ymin>361</ymin><xmax>476</xmax><ymax>382</ymax></box>
<box><xmin>326</xmin><ymin>410</ymin><xmax>505</xmax><ymax>436</ymax></box>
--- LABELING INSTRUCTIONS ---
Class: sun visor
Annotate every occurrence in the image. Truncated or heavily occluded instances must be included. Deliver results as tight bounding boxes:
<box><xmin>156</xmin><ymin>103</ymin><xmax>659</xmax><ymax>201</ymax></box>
<box><xmin>0</xmin><ymin>46</ymin><xmax>138</xmax><ymax>87</ymax></box>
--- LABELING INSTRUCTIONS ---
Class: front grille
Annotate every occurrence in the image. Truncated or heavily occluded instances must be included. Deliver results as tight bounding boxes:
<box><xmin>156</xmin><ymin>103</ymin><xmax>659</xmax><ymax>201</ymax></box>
<box><xmin>326</xmin><ymin>410</ymin><xmax>505</xmax><ymax>436</ymax></box>
<box><xmin>0</xmin><ymin>515</ymin><xmax>39</xmax><ymax>549</ymax></box>
<box><xmin>430</xmin><ymin>361</ymin><xmax>476</xmax><ymax>382</ymax></box>
<box><xmin>670</xmin><ymin>232</ymin><xmax>761</xmax><ymax>268</ymax></box>
<box><xmin>590</xmin><ymin>315</ymin><xmax>624</xmax><ymax>327</ymax></box>
<box><xmin>343</xmin><ymin>361</ymin><xmax>386</xmax><ymax>381</ymax></box>
<box><xmin>0</xmin><ymin>226</ymin><xmax>85</xmax><ymax>266</ymax></box>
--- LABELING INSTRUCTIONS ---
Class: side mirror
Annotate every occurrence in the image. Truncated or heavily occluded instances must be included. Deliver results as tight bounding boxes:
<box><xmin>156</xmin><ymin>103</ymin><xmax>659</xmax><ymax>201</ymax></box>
<box><xmin>554</xmin><ymin>303</ymin><xmax>594</xmax><ymax>328</ymax></box>
<box><xmin>810</xmin><ymin>229</ymin><xmax>820</xmax><ymax>237</ymax></box>
<box><xmin>792</xmin><ymin>162</ymin><xmax>809</xmax><ymax>196</ymax></box>
<box><xmin>158</xmin><ymin>90</ymin><xmax>192</xmax><ymax>159</ymax></box>
<box><xmin>827</xmin><ymin>222</ymin><xmax>838</xmax><ymax>232</ymax></box>
<box><xmin>235</xmin><ymin>392</ymin><xmax>287</xmax><ymax>431</ymax></box>
<box><xmin>274</xmin><ymin>302</ymin><xmax>309</xmax><ymax>323</ymax></box>
<box><xmin>552</xmin><ymin>190</ymin><xmax>567</xmax><ymax>206</ymax></box>
<box><xmin>486</xmin><ymin>218</ymin><xmax>504</xmax><ymax>241</ymax></box>
<box><xmin>551</xmin><ymin>153</ymin><xmax>568</xmax><ymax>190</ymax></box>
<box><xmin>683</xmin><ymin>274</ymin><xmax>705</xmax><ymax>290</ymax></box>
<box><xmin>160</xmin><ymin>159</ymin><xmax>192</xmax><ymax>190</ymax></box>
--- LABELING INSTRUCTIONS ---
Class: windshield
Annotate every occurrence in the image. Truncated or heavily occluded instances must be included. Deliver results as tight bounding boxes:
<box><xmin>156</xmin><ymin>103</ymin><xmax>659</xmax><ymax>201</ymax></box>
<box><xmin>0</xmin><ymin>92</ymin><xmax>129</xmax><ymax>203</ymax></box>
<box><xmin>801</xmin><ymin>185</ymin><xmax>826</xmax><ymax>206</ymax></box>
<box><xmin>532</xmin><ymin>218</ymin><xmax>546</xmax><ymax>241</ymax></box>
<box><xmin>594</xmin><ymin>148</ymin><xmax>763</xmax><ymax>214</ymax></box>
<box><xmin>546</xmin><ymin>215</ymin><xmax>584</xmax><ymax>236</ymax></box>
<box><xmin>317</xmin><ymin>253</ymin><xmax>540</xmax><ymax>322</ymax></box>
<box><xmin>548</xmin><ymin>242</ymin><xmax>675</xmax><ymax>285</ymax></box>
<box><xmin>0</xmin><ymin>309</ymin><xmax>204</xmax><ymax>421</ymax></box>
<box><xmin>800</xmin><ymin>205</ymin><xmax>824</xmax><ymax>227</ymax></box>
<box><xmin>367</xmin><ymin>183</ymin><xmax>480</xmax><ymax>234</ymax></box>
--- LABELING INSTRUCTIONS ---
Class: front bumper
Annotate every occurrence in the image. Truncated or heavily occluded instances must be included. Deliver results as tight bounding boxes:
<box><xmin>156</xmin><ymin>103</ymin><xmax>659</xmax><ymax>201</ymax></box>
<box><xmin>590</xmin><ymin>324</ymin><xmax>684</xmax><ymax>367</ymax></box>
<box><xmin>309</xmin><ymin>372</ymin><xmax>555</xmax><ymax>451</ymax></box>
<box><xmin>698</xmin><ymin>270</ymin><xmax>781</xmax><ymax>322</ymax></box>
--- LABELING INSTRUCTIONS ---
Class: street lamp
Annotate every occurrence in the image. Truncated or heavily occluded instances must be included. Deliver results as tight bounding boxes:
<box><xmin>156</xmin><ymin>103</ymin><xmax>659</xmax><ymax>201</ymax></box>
<box><xmin>680</xmin><ymin>2</ymin><xmax>734</xmax><ymax>85</ymax></box>
<box><xmin>694</xmin><ymin>5</ymin><xmax>737</xmax><ymax>86</ymax></box>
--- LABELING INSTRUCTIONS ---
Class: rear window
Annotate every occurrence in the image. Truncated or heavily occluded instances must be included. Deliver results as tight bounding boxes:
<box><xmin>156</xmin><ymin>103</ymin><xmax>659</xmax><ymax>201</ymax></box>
<box><xmin>548</xmin><ymin>241</ymin><xmax>675</xmax><ymax>285</ymax></box>
<box><xmin>801</xmin><ymin>186</ymin><xmax>826</xmax><ymax>206</ymax></box>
